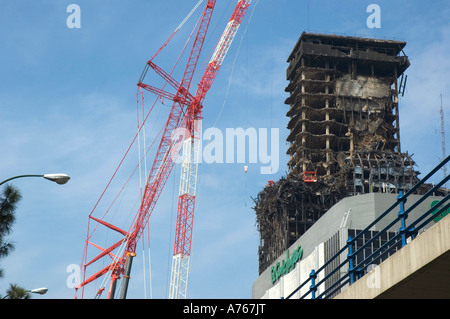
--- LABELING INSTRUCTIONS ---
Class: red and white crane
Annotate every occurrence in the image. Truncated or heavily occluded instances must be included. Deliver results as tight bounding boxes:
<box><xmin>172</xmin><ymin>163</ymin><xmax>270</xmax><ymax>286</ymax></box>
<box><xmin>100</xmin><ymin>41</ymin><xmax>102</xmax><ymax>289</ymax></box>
<box><xmin>76</xmin><ymin>0</ymin><xmax>252</xmax><ymax>299</ymax></box>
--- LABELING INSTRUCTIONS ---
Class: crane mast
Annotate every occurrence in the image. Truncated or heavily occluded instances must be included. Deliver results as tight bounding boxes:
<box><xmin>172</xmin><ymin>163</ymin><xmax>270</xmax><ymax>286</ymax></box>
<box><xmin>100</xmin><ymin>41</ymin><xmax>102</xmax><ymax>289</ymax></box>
<box><xmin>76</xmin><ymin>0</ymin><xmax>252</xmax><ymax>299</ymax></box>
<box><xmin>169</xmin><ymin>0</ymin><xmax>252</xmax><ymax>299</ymax></box>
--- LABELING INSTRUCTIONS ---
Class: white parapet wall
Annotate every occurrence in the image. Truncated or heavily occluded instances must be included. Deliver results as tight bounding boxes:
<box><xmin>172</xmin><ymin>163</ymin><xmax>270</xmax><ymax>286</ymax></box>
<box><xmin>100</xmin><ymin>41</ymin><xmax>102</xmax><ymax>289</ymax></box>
<box><xmin>334</xmin><ymin>213</ymin><xmax>450</xmax><ymax>299</ymax></box>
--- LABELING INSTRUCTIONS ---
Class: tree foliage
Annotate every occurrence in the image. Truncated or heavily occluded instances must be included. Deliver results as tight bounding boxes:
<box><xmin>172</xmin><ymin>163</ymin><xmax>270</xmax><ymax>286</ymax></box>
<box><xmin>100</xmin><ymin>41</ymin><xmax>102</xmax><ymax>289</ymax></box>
<box><xmin>0</xmin><ymin>185</ymin><xmax>23</xmax><ymax>297</ymax></box>
<box><xmin>3</xmin><ymin>283</ymin><xmax>31</xmax><ymax>299</ymax></box>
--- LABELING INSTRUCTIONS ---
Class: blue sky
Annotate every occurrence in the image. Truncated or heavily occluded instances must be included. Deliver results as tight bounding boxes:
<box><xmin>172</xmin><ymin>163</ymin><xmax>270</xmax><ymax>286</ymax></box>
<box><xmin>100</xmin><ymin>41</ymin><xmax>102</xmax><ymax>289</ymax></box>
<box><xmin>0</xmin><ymin>0</ymin><xmax>449</xmax><ymax>299</ymax></box>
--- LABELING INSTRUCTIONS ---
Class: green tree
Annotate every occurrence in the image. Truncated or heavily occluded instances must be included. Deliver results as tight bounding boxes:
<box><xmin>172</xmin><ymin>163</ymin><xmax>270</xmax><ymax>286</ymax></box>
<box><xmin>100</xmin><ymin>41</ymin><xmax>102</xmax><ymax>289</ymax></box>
<box><xmin>0</xmin><ymin>184</ymin><xmax>28</xmax><ymax>298</ymax></box>
<box><xmin>3</xmin><ymin>283</ymin><xmax>31</xmax><ymax>299</ymax></box>
<box><xmin>0</xmin><ymin>184</ymin><xmax>22</xmax><ymax>278</ymax></box>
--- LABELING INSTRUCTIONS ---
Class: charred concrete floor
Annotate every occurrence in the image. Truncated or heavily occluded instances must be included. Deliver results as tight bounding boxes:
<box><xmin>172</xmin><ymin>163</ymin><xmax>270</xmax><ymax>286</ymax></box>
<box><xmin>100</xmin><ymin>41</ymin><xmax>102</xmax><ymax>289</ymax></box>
<box><xmin>253</xmin><ymin>32</ymin><xmax>433</xmax><ymax>274</ymax></box>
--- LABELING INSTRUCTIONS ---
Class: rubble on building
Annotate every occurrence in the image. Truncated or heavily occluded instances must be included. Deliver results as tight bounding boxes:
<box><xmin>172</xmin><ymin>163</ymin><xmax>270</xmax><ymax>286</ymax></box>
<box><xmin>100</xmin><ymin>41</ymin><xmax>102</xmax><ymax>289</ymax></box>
<box><xmin>253</xmin><ymin>32</ymin><xmax>431</xmax><ymax>274</ymax></box>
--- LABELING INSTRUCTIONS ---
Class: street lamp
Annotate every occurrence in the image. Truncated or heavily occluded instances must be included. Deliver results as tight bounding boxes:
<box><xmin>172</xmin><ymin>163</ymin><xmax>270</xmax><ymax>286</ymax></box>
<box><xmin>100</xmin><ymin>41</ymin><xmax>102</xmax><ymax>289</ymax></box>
<box><xmin>43</xmin><ymin>174</ymin><xmax>70</xmax><ymax>185</ymax></box>
<box><xmin>1</xmin><ymin>287</ymin><xmax>48</xmax><ymax>299</ymax></box>
<box><xmin>0</xmin><ymin>174</ymin><xmax>70</xmax><ymax>186</ymax></box>
<box><xmin>28</xmin><ymin>287</ymin><xmax>48</xmax><ymax>295</ymax></box>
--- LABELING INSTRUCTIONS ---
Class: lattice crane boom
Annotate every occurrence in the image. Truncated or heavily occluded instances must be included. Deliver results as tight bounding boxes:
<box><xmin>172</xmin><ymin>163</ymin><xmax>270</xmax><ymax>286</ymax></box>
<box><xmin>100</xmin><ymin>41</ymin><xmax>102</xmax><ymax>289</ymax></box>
<box><xmin>169</xmin><ymin>0</ymin><xmax>252</xmax><ymax>299</ymax></box>
<box><xmin>76</xmin><ymin>0</ymin><xmax>252</xmax><ymax>299</ymax></box>
<box><xmin>77</xmin><ymin>0</ymin><xmax>216</xmax><ymax>298</ymax></box>
<box><xmin>197</xmin><ymin>0</ymin><xmax>252</xmax><ymax>103</ymax></box>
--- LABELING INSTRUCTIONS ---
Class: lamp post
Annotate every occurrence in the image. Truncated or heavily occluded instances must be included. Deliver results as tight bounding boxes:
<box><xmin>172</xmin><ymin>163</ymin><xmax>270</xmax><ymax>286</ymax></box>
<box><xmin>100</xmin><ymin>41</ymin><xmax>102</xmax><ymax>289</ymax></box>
<box><xmin>2</xmin><ymin>287</ymin><xmax>48</xmax><ymax>299</ymax></box>
<box><xmin>28</xmin><ymin>287</ymin><xmax>48</xmax><ymax>295</ymax></box>
<box><xmin>0</xmin><ymin>175</ymin><xmax>67</xmax><ymax>299</ymax></box>
<box><xmin>0</xmin><ymin>174</ymin><xmax>70</xmax><ymax>186</ymax></box>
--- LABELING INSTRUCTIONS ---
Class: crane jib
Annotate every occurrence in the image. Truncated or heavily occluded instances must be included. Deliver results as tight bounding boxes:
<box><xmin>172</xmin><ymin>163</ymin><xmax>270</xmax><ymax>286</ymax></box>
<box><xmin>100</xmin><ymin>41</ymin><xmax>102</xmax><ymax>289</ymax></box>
<box><xmin>77</xmin><ymin>0</ymin><xmax>252</xmax><ymax>299</ymax></box>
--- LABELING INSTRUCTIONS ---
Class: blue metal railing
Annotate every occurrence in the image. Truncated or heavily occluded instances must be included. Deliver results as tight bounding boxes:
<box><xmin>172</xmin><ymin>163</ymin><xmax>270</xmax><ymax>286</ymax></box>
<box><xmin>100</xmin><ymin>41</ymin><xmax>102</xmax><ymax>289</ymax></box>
<box><xmin>285</xmin><ymin>155</ymin><xmax>450</xmax><ymax>299</ymax></box>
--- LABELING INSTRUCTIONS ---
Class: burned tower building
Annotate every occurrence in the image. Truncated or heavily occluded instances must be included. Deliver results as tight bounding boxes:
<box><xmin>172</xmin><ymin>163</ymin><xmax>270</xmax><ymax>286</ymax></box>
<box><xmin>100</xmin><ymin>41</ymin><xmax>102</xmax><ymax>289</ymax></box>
<box><xmin>254</xmin><ymin>33</ymin><xmax>419</xmax><ymax>274</ymax></box>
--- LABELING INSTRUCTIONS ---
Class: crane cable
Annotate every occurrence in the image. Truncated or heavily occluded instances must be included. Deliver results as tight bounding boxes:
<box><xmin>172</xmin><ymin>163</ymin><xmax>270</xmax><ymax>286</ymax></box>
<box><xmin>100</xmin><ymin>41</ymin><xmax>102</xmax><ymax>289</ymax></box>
<box><xmin>212</xmin><ymin>0</ymin><xmax>260</xmax><ymax>128</ymax></box>
<box><xmin>149</xmin><ymin>0</ymin><xmax>204</xmax><ymax>63</ymax></box>
<box><xmin>139</xmin><ymin>0</ymin><xmax>205</xmax><ymax>299</ymax></box>
<box><xmin>79</xmin><ymin>0</ymin><xmax>207</xmax><ymax>299</ymax></box>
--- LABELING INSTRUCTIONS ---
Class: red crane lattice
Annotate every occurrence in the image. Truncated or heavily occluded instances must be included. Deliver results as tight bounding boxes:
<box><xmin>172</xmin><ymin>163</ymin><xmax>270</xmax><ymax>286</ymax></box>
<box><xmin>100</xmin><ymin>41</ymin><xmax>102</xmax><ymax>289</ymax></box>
<box><xmin>77</xmin><ymin>0</ymin><xmax>252</xmax><ymax>299</ymax></box>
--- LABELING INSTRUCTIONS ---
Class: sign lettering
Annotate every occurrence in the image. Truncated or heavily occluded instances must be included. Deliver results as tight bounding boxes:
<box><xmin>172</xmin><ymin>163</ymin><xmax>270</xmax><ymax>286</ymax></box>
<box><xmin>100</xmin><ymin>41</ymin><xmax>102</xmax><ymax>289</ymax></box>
<box><xmin>271</xmin><ymin>245</ymin><xmax>303</xmax><ymax>284</ymax></box>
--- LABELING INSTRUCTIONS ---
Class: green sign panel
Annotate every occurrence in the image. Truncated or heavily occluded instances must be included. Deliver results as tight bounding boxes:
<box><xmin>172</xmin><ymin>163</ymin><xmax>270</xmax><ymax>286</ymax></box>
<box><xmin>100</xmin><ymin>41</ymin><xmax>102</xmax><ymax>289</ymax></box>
<box><xmin>271</xmin><ymin>245</ymin><xmax>303</xmax><ymax>284</ymax></box>
<box><xmin>431</xmin><ymin>200</ymin><xmax>450</xmax><ymax>222</ymax></box>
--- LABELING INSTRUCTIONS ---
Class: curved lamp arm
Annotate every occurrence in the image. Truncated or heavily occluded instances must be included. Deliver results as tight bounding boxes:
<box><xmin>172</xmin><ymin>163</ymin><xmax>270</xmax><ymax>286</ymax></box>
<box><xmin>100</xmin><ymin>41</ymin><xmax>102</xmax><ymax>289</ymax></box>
<box><xmin>0</xmin><ymin>174</ymin><xmax>70</xmax><ymax>186</ymax></box>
